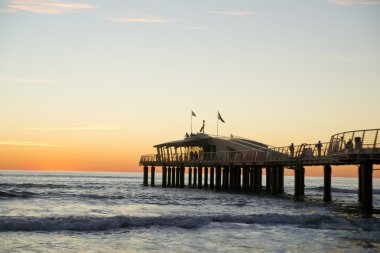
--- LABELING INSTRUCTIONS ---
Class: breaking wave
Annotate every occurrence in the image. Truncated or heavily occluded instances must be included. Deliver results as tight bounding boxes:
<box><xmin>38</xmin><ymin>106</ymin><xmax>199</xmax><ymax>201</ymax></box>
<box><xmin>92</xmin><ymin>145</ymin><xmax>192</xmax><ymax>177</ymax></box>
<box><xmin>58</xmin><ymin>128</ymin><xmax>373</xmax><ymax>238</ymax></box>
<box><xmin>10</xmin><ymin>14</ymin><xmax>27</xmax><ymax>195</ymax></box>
<box><xmin>1</xmin><ymin>213</ymin><xmax>377</xmax><ymax>232</ymax></box>
<box><xmin>0</xmin><ymin>190</ymin><xmax>36</xmax><ymax>199</ymax></box>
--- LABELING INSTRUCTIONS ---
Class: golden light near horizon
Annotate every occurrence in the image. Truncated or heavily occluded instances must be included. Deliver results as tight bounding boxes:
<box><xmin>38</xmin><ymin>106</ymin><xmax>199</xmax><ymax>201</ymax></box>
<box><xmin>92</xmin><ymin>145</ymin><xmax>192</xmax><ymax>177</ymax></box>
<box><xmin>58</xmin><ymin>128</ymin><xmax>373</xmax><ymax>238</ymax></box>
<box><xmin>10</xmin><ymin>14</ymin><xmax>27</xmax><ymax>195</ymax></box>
<box><xmin>0</xmin><ymin>0</ymin><xmax>379</xmax><ymax>176</ymax></box>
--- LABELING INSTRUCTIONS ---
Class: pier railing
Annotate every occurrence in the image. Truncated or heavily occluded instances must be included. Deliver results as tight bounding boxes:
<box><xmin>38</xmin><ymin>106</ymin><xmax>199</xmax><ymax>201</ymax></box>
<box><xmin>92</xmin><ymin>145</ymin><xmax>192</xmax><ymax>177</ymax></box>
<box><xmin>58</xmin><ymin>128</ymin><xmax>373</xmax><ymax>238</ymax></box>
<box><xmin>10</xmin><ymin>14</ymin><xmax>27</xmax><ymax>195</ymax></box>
<box><xmin>139</xmin><ymin>128</ymin><xmax>380</xmax><ymax>166</ymax></box>
<box><xmin>327</xmin><ymin>129</ymin><xmax>380</xmax><ymax>160</ymax></box>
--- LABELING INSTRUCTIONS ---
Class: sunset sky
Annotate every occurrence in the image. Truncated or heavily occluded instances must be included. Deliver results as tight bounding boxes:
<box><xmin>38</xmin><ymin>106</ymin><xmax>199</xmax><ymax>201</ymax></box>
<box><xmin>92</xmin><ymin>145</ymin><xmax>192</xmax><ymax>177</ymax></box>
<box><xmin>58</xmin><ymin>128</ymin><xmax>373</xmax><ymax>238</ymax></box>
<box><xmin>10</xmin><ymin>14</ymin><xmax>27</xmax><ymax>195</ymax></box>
<box><xmin>0</xmin><ymin>0</ymin><xmax>379</xmax><ymax>176</ymax></box>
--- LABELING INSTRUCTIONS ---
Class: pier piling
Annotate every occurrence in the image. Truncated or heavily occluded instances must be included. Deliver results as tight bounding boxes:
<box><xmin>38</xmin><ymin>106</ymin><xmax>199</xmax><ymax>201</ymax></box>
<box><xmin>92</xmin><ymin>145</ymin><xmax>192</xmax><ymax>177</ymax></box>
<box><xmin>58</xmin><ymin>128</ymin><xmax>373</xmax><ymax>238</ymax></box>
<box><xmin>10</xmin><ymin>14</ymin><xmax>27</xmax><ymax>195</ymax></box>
<box><xmin>198</xmin><ymin>166</ymin><xmax>203</xmax><ymax>189</ymax></box>
<box><xmin>210</xmin><ymin>167</ymin><xmax>215</xmax><ymax>189</ymax></box>
<box><xmin>300</xmin><ymin>166</ymin><xmax>305</xmax><ymax>196</ymax></box>
<box><xmin>358</xmin><ymin>165</ymin><xmax>362</xmax><ymax>202</ymax></box>
<box><xmin>249</xmin><ymin>167</ymin><xmax>254</xmax><ymax>191</ymax></box>
<box><xmin>176</xmin><ymin>167</ymin><xmax>180</xmax><ymax>187</ymax></box>
<box><xmin>361</xmin><ymin>162</ymin><xmax>373</xmax><ymax>212</ymax></box>
<box><xmin>193</xmin><ymin>166</ymin><xmax>197</xmax><ymax>186</ymax></box>
<box><xmin>266</xmin><ymin>167</ymin><xmax>271</xmax><ymax>192</ymax></box>
<box><xmin>216</xmin><ymin>166</ymin><xmax>221</xmax><ymax>190</ymax></box>
<box><xmin>180</xmin><ymin>166</ymin><xmax>185</xmax><ymax>188</ymax></box>
<box><xmin>151</xmin><ymin>166</ymin><xmax>155</xmax><ymax>186</ymax></box>
<box><xmin>172</xmin><ymin>166</ymin><xmax>176</xmax><ymax>187</ymax></box>
<box><xmin>271</xmin><ymin>166</ymin><xmax>278</xmax><ymax>194</ymax></box>
<box><xmin>253</xmin><ymin>167</ymin><xmax>259</xmax><ymax>192</ymax></box>
<box><xmin>243</xmin><ymin>166</ymin><xmax>249</xmax><ymax>191</ymax></box>
<box><xmin>294</xmin><ymin>166</ymin><xmax>301</xmax><ymax>197</ymax></box>
<box><xmin>143</xmin><ymin>166</ymin><xmax>148</xmax><ymax>186</ymax></box>
<box><xmin>204</xmin><ymin>167</ymin><xmax>209</xmax><ymax>188</ymax></box>
<box><xmin>323</xmin><ymin>164</ymin><xmax>332</xmax><ymax>202</ymax></box>
<box><xmin>277</xmin><ymin>166</ymin><xmax>284</xmax><ymax>194</ymax></box>
<box><xmin>229</xmin><ymin>166</ymin><xmax>234</xmax><ymax>190</ymax></box>
<box><xmin>168</xmin><ymin>167</ymin><xmax>172</xmax><ymax>186</ymax></box>
<box><xmin>162</xmin><ymin>166</ymin><xmax>167</xmax><ymax>187</ymax></box>
<box><xmin>188</xmin><ymin>167</ymin><xmax>192</xmax><ymax>186</ymax></box>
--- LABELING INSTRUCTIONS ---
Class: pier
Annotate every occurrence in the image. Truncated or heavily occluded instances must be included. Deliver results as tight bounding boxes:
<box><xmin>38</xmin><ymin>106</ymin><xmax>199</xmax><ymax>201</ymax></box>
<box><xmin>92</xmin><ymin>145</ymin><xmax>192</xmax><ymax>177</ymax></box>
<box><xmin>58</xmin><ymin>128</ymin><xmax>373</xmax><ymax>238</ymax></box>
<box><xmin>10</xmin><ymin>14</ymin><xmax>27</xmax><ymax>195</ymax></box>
<box><xmin>140</xmin><ymin>128</ymin><xmax>380</xmax><ymax>212</ymax></box>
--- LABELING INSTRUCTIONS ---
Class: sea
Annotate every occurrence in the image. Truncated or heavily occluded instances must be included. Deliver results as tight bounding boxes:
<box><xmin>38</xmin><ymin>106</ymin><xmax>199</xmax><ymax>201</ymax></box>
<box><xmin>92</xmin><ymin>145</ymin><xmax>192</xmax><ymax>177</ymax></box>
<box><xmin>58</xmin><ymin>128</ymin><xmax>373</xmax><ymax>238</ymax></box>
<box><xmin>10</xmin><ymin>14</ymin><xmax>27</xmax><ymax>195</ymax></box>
<box><xmin>0</xmin><ymin>170</ymin><xmax>379</xmax><ymax>253</ymax></box>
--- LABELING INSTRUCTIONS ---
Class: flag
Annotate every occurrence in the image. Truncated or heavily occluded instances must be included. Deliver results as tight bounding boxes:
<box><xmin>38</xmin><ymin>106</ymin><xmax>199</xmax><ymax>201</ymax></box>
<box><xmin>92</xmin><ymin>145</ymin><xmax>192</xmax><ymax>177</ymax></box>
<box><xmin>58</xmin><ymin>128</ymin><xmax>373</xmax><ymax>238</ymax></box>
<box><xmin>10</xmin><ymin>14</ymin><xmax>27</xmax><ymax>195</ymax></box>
<box><xmin>192</xmin><ymin>110</ymin><xmax>196</xmax><ymax>117</ymax></box>
<box><xmin>218</xmin><ymin>112</ymin><xmax>225</xmax><ymax>123</ymax></box>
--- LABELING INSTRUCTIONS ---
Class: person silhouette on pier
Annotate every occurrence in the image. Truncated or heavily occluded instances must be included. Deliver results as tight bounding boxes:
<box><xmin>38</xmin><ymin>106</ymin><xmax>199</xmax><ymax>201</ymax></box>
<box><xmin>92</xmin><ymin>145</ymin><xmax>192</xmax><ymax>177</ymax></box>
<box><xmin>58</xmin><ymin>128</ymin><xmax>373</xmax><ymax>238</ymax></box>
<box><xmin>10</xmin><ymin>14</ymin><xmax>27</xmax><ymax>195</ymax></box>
<box><xmin>345</xmin><ymin>139</ymin><xmax>353</xmax><ymax>150</ymax></box>
<box><xmin>289</xmin><ymin>143</ymin><xmax>295</xmax><ymax>157</ymax></box>
<box><xmin>315</xmin><ymin>141</ymin><xmax>322</xmax><ymax>157</ymax></box>
<box><xmin>199</xmin><ymin>120</ymin><xmax>205</xmax><ymax>133</ymax></box>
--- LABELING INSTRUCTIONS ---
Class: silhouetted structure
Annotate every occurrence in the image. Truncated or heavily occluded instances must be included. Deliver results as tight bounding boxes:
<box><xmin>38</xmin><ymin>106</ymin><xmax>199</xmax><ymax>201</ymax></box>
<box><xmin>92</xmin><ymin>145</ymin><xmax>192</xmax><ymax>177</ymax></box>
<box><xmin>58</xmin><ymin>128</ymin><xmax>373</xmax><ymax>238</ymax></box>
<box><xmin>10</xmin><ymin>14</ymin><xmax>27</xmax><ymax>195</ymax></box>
<box><xmin>140</xmin><ymin>129</ymin><xmax>380</xmax><ymax>212</ymax></box>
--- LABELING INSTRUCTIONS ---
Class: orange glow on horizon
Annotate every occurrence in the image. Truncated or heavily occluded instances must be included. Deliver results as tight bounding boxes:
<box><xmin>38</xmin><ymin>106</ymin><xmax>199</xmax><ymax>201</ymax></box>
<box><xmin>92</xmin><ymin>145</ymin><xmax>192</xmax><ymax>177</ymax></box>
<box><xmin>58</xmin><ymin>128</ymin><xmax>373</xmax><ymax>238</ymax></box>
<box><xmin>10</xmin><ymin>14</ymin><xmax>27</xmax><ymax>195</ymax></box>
<box><xmin>1</xmin><ymin>140</ymin><xmax>379</xmax><ymax>177</ymax></box>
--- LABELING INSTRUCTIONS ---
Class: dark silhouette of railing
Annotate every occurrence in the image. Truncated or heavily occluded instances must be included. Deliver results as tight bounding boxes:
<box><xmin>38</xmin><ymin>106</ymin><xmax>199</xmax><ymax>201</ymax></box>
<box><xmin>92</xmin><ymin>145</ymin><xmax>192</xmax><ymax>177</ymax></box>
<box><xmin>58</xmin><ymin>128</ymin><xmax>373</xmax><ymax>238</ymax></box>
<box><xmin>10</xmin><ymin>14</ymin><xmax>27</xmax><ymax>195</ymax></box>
<box><xmin>139</xmin><ymin>129</ymin><xmax>380</xmax><ymax>166</ymax></box>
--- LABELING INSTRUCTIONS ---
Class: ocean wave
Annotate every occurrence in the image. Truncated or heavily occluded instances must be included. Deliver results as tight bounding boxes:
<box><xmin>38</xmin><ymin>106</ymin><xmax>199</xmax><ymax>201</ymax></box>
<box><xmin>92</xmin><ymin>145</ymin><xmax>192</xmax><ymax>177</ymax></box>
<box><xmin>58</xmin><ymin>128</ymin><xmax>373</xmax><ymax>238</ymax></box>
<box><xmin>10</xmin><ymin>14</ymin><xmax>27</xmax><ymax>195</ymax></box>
<box><xmin>0</xmin><ymin>183</ymin><xmax>108</xmax><ymax>190</ymax></box>
<box><xmin>0</xmin><ymin>190</ymin><xmax>36</xmax><ymax>199</ymax></box>
<box><xmin>1</xmin><ymin>213</ymin><xmax>376</xmax><ymax>232</ymax></box>
<box><xmin>0</xmin><ymin>183</ymin><xmax>73</xmax><ymax>189</ymax></box>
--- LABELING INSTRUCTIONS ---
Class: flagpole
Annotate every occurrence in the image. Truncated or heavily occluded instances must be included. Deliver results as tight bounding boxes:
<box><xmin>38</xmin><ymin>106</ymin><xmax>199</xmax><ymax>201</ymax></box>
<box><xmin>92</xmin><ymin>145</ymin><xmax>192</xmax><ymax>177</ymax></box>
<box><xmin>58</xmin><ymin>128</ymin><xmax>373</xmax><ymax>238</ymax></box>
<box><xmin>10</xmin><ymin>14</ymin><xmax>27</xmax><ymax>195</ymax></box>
<box><xmin>217</xmin><ymin>112</ymin><xmax>219</xmax><ymax>137</ymax></box>
<box><xmin>191</xmin><ymin>110</ymin><xmax>192</xmax><ymax>134</ymax></box>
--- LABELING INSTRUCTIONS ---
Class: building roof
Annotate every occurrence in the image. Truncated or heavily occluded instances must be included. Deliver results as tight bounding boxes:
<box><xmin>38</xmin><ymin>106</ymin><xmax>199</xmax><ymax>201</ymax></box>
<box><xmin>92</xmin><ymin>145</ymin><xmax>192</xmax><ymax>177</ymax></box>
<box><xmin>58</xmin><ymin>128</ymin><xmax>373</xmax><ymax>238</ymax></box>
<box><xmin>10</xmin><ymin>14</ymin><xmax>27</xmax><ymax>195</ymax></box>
<box><xmin>154</xmin><ymin>133</ymin><xmax>269</xmax><ymax>151</ymax></box>
<box><xmin>154</xmin><ymin>133</ymin><xmax>210</xmax><ymax>148</ymax></box>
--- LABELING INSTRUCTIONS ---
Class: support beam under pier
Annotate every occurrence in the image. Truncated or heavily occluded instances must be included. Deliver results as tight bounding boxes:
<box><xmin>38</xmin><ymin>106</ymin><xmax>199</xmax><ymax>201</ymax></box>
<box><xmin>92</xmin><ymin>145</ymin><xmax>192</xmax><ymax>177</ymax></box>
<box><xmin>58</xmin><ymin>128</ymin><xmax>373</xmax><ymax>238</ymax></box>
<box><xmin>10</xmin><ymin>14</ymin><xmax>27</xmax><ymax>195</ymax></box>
<box><xmin>300</xmin><ymin>166</ymin><xmax>305</xmax><ymax>196</ymax></box>
<box><xmin>188</xmin><ymin>167</ymin><xmax>192</xmax><ymax>186</ymax></box>
<box><xmin>210</xmin><ymin>167</ymin><xmax>215</xmax><ymax>189</ymax></box>
<box><xmin>171</xmin><ymin>166</ymin><xmax>175</xmax><ymax>187</ymax></box>
<box><xmin>277</xmin><ymin>166</ymin><xmax>284</xmax><ymax>194</ymax></box>
<box><xmin>237</xmin><ymin>167</ymin><xmax>242</xmax><ymax>190</ymax></box>
<box><xmin>324</xmin><ymin>164</ymin><xmax>331</xmax><ymax>202</ymax></box>
<box><xmin>198</xmin><ymin>166</ymin><xmax>203</xmax><ymax>189</ymax></box>
<box><xmin>243</xmin><ymin>166</ymin><xmax>249</xmax><ymax>191</ymax></box>
<box><xmin>176</xmin><ymin>167</ymin><xmax>180</xmax><ymax>188</ymax></box>
<box><xmin>143</xmin><ymin>166</ymin><xmax>148</xmax><ymax>186</ymax></box>
<box><xmin>358</xmin><ymin>165</ymin><xmax>362</xmax><ymax>202</ymax></box>
<box><xmin>266</xmin><ymin>167</ymin><xmax>271</xmax><ymax>192</ymax></box>
<box><xmin>229</xmin><ymin>166</ymin><xmax>235</xmax><ymax>190</ymax></box>
<box><xmin>222</xmin><ymin>166</ymin><xmax>229</xmax><ymax>190</ymax></box>
<box><xmin>151</xmin><ymin>166</ymin><xmax>155</xmax><ymax>186</ymax></box>
<box><xmin>249</xmin><ymin>167</ymin><xmax>254</xmax><ymax>191</ymax></box>
<box><xmin>270</xmin><ymin>166</ymin><xmax>277</xmax><ymax>195</ymax></box>
<box><xmin>193</xmin><ymin>166</ymin><xmax>197</xmax><ymax>186</ymax></box>
<box><xmin>180</xmin><ymin>166</ymin><xmax>185</xmax><ymax>188</ymax></box>
<box><xmin>361</xmin><ymin>162</ymin><xmax>373</xmax><ymax>212</ymax></box>
<box><xmin>168</xmin><ymin>167</ymin><xmax>172</xmax><ymax>186</ymax></box>
<box><xmin>294</xmin><ymin>166</ymin><xmax>305</xmax><ymax>197</ymax></box>
<box><xmin>204</xmin><ymin>167</ymin><xmax>208</xmax><ymax>188</ymax></box>
<box><xmin>215</xmin><ymin>166</ymin><xmax>221</xmax><ymax>190</ymax></box>
<box><xmin>162</xmin><ymin>166</ymin><xmax>167</xmax><ymax>187</ymax></box>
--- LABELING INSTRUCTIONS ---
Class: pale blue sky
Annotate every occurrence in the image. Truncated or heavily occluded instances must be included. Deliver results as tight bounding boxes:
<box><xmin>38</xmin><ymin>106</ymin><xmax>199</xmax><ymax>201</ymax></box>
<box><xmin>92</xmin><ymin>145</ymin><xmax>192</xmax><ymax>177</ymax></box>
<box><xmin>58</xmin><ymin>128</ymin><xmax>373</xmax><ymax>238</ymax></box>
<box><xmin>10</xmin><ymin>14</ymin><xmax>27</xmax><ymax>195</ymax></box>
<box><xmin>1</xmin><ymin>0</ymin><xmax>380</xmax><ymax>156</ymax></box>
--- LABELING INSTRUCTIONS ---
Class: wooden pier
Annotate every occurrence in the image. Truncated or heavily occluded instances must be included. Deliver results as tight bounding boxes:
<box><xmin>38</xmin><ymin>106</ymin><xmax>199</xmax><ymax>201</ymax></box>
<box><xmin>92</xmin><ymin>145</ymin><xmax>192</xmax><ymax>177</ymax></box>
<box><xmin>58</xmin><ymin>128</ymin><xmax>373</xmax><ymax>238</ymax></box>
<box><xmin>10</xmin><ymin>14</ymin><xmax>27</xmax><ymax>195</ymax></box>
<box><xmin>140</xmin><ymin>129</ymin><xmax>380</xmax><ymax>212</ymax></box>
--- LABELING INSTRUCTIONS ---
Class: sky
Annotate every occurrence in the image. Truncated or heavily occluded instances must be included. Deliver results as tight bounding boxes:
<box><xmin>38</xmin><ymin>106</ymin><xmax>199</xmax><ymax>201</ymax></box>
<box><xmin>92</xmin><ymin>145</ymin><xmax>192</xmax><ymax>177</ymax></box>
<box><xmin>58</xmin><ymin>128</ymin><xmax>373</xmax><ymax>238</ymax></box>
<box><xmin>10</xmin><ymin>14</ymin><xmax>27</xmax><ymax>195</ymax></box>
<box><xmin>0</xmin><ymin>0</ymin><xmax>379</xmax><ymax>176</ymax></box>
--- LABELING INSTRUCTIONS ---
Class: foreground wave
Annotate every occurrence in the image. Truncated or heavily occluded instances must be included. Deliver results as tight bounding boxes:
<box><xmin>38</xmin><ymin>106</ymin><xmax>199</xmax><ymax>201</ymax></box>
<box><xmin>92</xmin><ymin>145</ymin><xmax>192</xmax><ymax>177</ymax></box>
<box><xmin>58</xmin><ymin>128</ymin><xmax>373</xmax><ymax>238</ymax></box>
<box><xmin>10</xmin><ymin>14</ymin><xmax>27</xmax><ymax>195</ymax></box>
<box><xmin>1</xmin><ymin>213</ymin><xmax>378</xmax><ymax>232</ymax></box>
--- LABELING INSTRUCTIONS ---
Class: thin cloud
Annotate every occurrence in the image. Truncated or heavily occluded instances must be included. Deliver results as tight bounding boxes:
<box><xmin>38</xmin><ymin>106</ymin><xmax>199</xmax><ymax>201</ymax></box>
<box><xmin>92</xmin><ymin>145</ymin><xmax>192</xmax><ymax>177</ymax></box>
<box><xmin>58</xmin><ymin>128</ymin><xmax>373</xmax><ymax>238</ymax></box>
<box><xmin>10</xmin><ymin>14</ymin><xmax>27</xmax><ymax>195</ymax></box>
<box><xmin>107</xmin><ymin>9</ymin><xmax>170</xmax><ymax>24</ymax></box>
<box><xmin>21</xmin><ymin>124</ymin><xmax>128</xmax><ymax>130</ymax></box>
<box><xmin>331</xmin><ymin>0</ymin><xmax>380</xmax><ymax>5</ymax></box>
<box><xmin>208</xmin><ymin>10</ymin><xmax>259</xmax><ymax>16</ymax></box>
<box><xmin>109</xmin><ymin>16</ymin><xmax>170</xmax><ymax>24</ymax></box>
<box><xmin>0</xmin><ymin>141</ymin><xmax>68</xmax><ymax>147</ymax></box>
<box><xmin>5</xmin><ymin>0</ymin><xmax>96</xmax><ymax>14</ymax></box>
